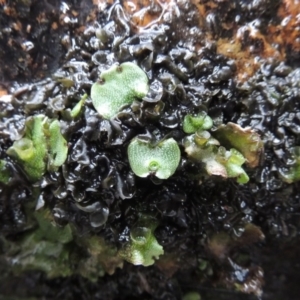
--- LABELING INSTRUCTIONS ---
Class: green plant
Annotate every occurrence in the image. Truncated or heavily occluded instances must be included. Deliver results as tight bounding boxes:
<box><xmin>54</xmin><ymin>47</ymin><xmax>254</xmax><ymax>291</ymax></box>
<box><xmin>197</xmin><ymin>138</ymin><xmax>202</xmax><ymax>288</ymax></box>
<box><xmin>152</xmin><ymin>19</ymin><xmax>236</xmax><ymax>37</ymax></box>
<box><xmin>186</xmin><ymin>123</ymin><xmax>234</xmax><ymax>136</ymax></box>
<box><xmin>128</xmin><ymin>137</ymin><xmax>181</xmax><ymax>179</ymax></box>
<box><xmin>70</xmin><ymin>93</ymin><xmax>87</xmax><ymax>118</ymax></box>
<box><xmin>118</xmin><ymin>216</ymin><xmax>164</xmax><ymax>267</ymax></box>
<box><xmin>3</xmin><ymin>208</ymin><xmax>122</xmax><ymax>280</ymax></box>
<box><xmin>213</xmin><ymin>122</ymin><xmax>264</xmax><ymax>168</ymax></box>
<box><xmin>182</xmin><ymin>292</ymin><xmax>201</xmax><ymax>300</ymax></box>
<box><xmin>4</xmin><ymin>209</ymin><xmax>73</xmax><ymax>278</ymax></box>
<box><xmin>181</xmin><ymin>116</ymin><xmax>265</xmax><ymax>183</ymax></box>
<box><xmin>91</xmin><ymin>62</ymin><xmax>149</xmax><ymax>119</ymax></box>
<box><xmin>183</xmin><ymin>112</ymin><xmax>213</xmax><ymax>134</ymax></box>
<box><xmin>184</xmin><ymin>131</ymin><xmax>249</xmax><ymax>183</ymax></box>
<box><xmin>7</xmin><ymin>115</ymin><xmax>68</xmax><ymax>181</ymax></box>
<box><xmin>76</xmin><ymin>236</ymin><xmax>123</xmax><ymax>280</ymax></box>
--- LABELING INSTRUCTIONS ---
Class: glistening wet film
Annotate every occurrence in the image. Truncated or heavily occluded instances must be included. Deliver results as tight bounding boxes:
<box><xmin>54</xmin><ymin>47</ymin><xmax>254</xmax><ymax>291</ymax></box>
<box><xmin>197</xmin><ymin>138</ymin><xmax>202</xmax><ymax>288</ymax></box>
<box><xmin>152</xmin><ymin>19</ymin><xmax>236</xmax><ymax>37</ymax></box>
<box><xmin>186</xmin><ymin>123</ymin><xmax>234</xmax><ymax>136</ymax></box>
<box><xmin>0</xmin><ymin>1</ymin><xmax>300</xmax><ymax>300</ymax></box>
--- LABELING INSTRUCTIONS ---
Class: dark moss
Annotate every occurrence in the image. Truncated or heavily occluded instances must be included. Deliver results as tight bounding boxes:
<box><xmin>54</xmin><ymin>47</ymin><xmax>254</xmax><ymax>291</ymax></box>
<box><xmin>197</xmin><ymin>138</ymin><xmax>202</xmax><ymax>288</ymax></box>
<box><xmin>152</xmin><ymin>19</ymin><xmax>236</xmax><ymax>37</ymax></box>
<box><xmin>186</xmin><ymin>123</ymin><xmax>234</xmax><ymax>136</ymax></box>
<box><xmin>1</xmin><ymin>0</ymin><xmax>300</xmax><ymax>299</ymax></box>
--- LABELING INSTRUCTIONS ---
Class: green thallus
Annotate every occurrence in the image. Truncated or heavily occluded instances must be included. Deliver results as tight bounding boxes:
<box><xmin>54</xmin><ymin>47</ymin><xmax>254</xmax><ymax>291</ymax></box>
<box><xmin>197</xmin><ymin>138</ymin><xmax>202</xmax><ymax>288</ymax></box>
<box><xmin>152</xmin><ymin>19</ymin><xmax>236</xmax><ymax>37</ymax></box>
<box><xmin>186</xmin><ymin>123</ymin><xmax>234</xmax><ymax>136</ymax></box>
<box><xmin>127</xmin><ymin>137</ymin><xmax>181</xmax><ymax>180</ymax></box>
<box><xmin>184</xmin><ymin>130</ymin><xmax>249</xmax><ymax>184</ymax></box>
<box><xmin>6</xmin><ymin>115</ymin><xmax>68</xmax><ymax>182</ymax></box>
<box><xmin>183</xmin><ymin>112</ymin><xmax>213</xmax><ymax>134</ymax></box>
<box><xmin>91</xmin><ymin>62</ymin><xmax>149</xmax><ymax>119</ymax></box>
<box><xmin>118</xmin><ymin>216</ymin><xmax>164</xmax><ymax>267</ymax></box>
<box><xmin>90</xmin><ymin>63</ymin><xmax>261</xmax><ymax>182</ymax></box>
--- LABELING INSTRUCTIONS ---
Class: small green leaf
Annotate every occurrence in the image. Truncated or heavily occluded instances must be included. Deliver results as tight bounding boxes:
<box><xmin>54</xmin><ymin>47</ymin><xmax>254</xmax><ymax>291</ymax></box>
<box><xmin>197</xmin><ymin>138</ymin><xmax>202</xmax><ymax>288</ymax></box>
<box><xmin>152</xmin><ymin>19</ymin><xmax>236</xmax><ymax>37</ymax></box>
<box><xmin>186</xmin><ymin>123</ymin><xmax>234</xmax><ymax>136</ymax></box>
<box><xmin>213</xmin><ymin>122</ymin><xmax>263</xmax><ymax>168</ymax></box>
<box><xmin>91</xmin><ymin>62</ymin><xmax>149</xmax><ymax>119</ymax></box>
<box><xmin>34</xmin><ymin>209</ymin><xmax>73</xmax><ymax>244</ymax></box>
<box><xmin>9</xmin><ymin>138</ymin><xmax>35</xmax><ymax>161</ymax></box>
<box><xmin>7</xmin><ymin>115</ymin><xmax>47</xmax><ymax>181</ymax></box>
<box><xmin>128</xmin><ymin>137</ymin><xmax>181</xmax><ymax>179</ymax></box>
<box><xmin>7</xmin><ymin>115</ymin><xmax>68</xmax><ymax>181</ymax></box>
<box><xmin>118</xmin><ymin>216</ymin><xmax>164</xmax><ymax>267</ymax></box>
<box><xmin>184</xmin><ymin>134</ymin><xmax>249</xmax><ymax>183</ymax></box>
<box><xmin>71</xmin><ymin>94</ymin><xmax>87</xmax><ymax>118</ymax></box>
<box><xmin>183</xmin><ymin>112</ymin><xmax>213</xmax><ymax>134</ymax></box>
<box><xmin>219</xmin><ymin>148</ymin><xmax>249</xmax><ymax>184</ymax></box>
<box><xmin>48</xmin><ymin>120</ymin><xmax>68</xmax><ymax>171</ymax></box>
<box><xmin>5</xmin><ymin>230</ymin><xmax>72</xmax><ymax>278</ymax></box>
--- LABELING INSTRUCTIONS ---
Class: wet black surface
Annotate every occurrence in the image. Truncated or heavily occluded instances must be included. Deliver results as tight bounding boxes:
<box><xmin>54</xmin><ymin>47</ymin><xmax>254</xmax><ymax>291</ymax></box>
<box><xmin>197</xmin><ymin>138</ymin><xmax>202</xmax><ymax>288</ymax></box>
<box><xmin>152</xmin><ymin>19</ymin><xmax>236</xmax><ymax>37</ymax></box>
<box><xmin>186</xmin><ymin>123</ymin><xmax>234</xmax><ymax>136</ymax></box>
<box><xmin>1</xmin><ymin>0</ymin><xmax>300</xmax><ymax>299</ymax></box>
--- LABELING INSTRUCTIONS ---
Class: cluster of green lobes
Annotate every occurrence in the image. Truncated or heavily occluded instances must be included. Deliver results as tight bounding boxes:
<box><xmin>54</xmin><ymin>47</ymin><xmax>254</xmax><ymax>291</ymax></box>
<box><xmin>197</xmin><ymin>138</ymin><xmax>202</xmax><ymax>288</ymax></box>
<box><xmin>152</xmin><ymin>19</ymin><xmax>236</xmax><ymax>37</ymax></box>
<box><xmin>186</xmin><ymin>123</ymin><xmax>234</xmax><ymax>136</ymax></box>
<box><xmin>6</xmin><ymin>115</ymin><xmax>68</xmax><ymax>182</ymax></box>
<box><xmin>90</xmin><ymin>62</ymin><xmax>182</xmax><ymax>181</ymax></box>
<box><xmin>118</xmin><ymin>216</ymin><xmax>164</xmax><ymax>267</ymax></box>
<box><xmin>90</xmin><ymin>62</ymin><xmax>258</xmax><ymax>184</ymax></box>
<box><xmin>91</xmin><ymin>63</ymin><xmax>265</xmax><ymax>268</ymax></box>
<box><xmin>1</xmin><ymin>62</ymin><xmax>263</xmax><ymax>269</ymax></box>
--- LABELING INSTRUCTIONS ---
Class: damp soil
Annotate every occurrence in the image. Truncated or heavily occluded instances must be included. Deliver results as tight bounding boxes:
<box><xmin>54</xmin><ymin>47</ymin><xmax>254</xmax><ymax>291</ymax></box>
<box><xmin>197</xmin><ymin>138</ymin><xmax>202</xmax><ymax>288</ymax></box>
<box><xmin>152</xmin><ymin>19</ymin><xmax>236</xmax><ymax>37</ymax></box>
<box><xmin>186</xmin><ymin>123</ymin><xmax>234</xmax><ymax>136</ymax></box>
<box><xmin>1</xmin><ymin>1</ymin><xmax>300</xmax><ymax>300</ymax></box>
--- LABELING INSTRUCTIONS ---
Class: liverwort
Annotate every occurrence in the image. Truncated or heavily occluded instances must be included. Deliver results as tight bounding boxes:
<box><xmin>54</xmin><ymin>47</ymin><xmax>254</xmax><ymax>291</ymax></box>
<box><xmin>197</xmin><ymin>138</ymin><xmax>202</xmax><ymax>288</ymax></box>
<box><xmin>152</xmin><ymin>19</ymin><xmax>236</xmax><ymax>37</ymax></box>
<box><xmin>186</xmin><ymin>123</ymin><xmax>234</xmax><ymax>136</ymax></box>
<box><xmin>183</xmin><ymin>112</ymin><xmax>213</xmax><ymax>134</ymax></box>
<box><xmin>118</xmin><ymin>216</ymin><xmax>164</xmax><ymax>267</ymax></box>
<box><xmin>7</xmin><ymin>115</ymin><xmax>68</xmax><ymax>182</ymax></box>
<box><xmin>91</xmin><ymin>62</ymin><xmax>149</xmax><ymax>119</ymax></box>
<box><xmin>128</xmin><ymin>137</ymin><xmax>181</xmax><ymax>179</ymax></box>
